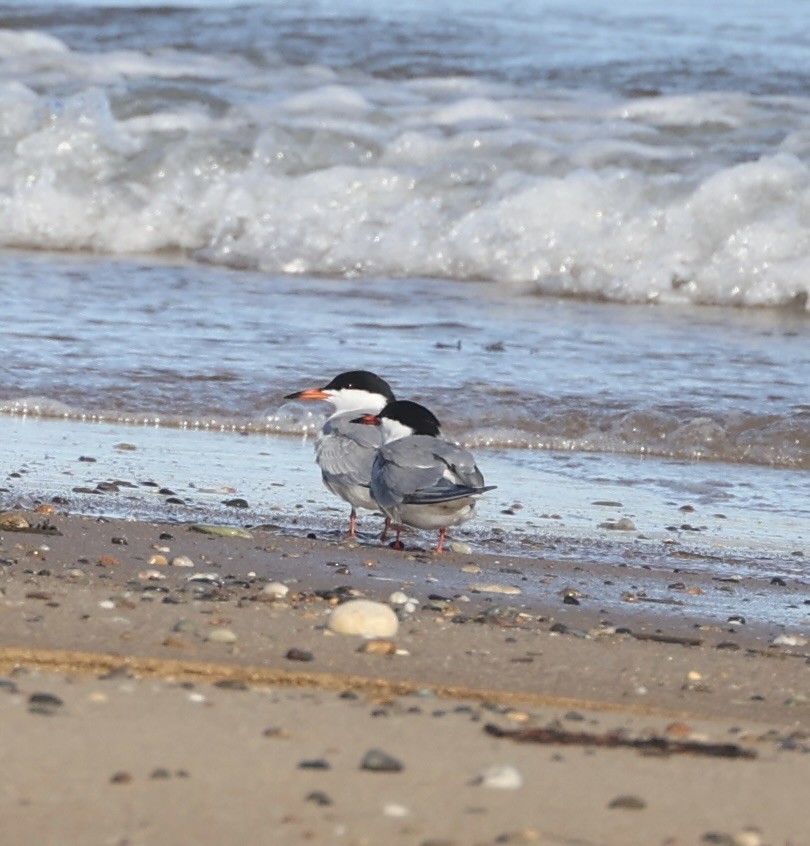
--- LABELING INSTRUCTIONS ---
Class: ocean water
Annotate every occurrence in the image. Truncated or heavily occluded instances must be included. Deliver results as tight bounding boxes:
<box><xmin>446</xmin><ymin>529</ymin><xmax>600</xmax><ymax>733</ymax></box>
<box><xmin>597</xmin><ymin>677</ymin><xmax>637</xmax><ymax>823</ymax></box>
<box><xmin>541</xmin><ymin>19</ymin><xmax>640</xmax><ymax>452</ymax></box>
<box><xmin>0</xmin><ymin>0</ymin><xmax>807</xmax><ymax>575</ymax></box>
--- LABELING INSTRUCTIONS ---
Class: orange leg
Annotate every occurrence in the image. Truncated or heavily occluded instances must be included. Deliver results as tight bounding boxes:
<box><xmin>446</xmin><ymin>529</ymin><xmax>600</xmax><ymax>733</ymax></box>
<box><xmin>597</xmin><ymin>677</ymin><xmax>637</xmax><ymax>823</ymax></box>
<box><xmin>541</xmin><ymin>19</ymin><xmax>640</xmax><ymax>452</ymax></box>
<box><xmin>348</xmin><ymin>508</ymin><xmax>358</xmax><ymax>538</ymax></box>
<box><xmin>435</xmin><ymin>527</ymin><xmax>447</xmax><ymax>553</ymax></box>
<box><xmin>390</xmin><ymin>524</ymin><xmax>405</xmax><ymax>550</ymax></box>
<box><xmin>379</xmin><ymin>516</ymin><xmax>391</xmax><ymax>543</ymax></box>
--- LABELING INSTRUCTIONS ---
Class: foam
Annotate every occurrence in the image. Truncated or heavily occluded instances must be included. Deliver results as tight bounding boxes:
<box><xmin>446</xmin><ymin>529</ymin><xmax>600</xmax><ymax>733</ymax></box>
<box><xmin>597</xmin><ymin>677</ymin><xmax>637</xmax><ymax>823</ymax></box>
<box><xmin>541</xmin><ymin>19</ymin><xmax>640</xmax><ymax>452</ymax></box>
<box><xmin>1</xmin><ymin>30</ymin><xmax>809</xmax><ymax>309</ymax></box>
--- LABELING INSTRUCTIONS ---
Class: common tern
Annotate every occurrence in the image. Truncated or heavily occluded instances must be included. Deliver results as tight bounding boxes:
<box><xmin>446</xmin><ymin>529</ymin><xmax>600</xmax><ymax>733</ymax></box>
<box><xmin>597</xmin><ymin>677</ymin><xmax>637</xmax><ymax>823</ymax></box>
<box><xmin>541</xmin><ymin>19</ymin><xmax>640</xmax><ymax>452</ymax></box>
<box><xmin>358</xmin><ymin>399</ymin><xmax>495</xmax><ymax>552</ymax></box>
<box><xmin>284</xmin><ymin>370</ymin><xmax>395</xmax><ymax>538</ymax></box>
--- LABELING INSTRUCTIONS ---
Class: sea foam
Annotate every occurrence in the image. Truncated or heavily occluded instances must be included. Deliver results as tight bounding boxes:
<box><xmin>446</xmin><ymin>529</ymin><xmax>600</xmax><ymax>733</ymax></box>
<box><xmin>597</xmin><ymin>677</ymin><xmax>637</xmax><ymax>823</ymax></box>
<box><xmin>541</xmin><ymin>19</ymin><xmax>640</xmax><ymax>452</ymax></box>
<box><xmin>1</xmin><ymin>31</ymin><xmax>809</xmax><ymax>309</ymax></box>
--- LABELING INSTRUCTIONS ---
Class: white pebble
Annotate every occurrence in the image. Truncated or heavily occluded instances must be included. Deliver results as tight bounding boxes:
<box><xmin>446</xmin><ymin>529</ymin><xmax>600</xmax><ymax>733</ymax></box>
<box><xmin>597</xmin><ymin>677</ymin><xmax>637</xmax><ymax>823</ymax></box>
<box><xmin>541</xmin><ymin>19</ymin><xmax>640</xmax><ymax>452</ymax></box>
<box><xmin>188</xmin><ymin>692</ymin><xmax>206</xmax><ymax>703</ymax></box>
<box><xmin>327</xmin><ymin>600</ymin><xmax>399</xmax><ymax>638</ymax></box>
<box><xmin>403</xmin><ymin>600</ymin><xmax>419</xmax><ymax>614</ymax></box>
<box><xmin>389</xmin><ymin>590</ymin><xmax>409</xmax><ymax>605</ymax></box>
<box><xmin>469</xmin><ymin>583</ymin><xmax>523</xmax><ymax>596</ymax></box>
<box><xmin>449</xmin><ymin>541</ymin><xmax>472</xmax><ymax>554</ymax></box>
<box><xmin>772</xmin><ymin>633</ymin><xmax>808</xmax><ymax>647</ymax></box>
<box><xmin>262</xmin><ymin>581</ymin><xmax>289</xmax><ymax>598</ymax></box>
<box><xmin>383</xmin><ymin>803</ymin><xmax>409</xmax><ymax>818</ymax></box>
<box><xmin>138</xmin><ymin>569</ymin><xmax>166</xmax><ymax>581</ymax></box>
<box><xmin>207</xmin><ymin>628</ymin><xmax>238</xmax><ymax>644</ymax></box>
<box><xmin>98</xmin><ymin>600</ymin><xmax>115</xmax><ymax>610</ymax></box>
<box><xmin>171</xmin><ymin>555</ymin><xmax>194</xmax><ymax>568</ymax></box>
<box><xmin>476</xmin><ymin>764</ymin><xmax>524</xmax><ymax>790</ymax></box>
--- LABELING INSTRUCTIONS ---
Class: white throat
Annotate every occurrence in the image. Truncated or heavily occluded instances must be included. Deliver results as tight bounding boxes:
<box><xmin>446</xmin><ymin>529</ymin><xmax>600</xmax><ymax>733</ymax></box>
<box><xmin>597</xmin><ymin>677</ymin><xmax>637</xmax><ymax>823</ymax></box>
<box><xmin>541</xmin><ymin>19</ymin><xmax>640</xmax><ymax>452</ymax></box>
<box><xmin>380</xmin><ymin>417</ymin><xmax>416</xmax><ymax>443</ymax></box>
<box><xmin>327</xmin><ymin>388</ymin><xmax>389</xmax><ymax>416</ymax></box>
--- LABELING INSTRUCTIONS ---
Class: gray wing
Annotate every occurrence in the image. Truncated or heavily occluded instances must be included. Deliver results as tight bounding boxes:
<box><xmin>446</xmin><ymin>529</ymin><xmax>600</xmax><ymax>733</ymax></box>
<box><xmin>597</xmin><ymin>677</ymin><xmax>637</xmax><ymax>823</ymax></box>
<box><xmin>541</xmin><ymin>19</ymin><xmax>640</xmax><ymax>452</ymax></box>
<box><xmin>316</xmin><ymin>413</ymin><xmax>383</xmax><ymax>488</ymax></box>
<box><xmin>373</xmin><ymin>435</ymin><xmax>493</xmax><ymax>509</ymax></box>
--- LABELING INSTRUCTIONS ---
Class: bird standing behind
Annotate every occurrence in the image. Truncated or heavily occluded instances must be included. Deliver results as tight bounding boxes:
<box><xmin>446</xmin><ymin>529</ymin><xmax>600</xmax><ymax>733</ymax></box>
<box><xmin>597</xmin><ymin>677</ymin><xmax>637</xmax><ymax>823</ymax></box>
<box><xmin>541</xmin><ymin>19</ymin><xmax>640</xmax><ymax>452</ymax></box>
<box><xmin>284</xmin><ymin>370</ymin><xmax>396</xmax><ymax>538</ymax></box>
<box><xmin>357</xmin><ymin>399</ymin><xmax>495</xmax><ymax>553</ymax></box>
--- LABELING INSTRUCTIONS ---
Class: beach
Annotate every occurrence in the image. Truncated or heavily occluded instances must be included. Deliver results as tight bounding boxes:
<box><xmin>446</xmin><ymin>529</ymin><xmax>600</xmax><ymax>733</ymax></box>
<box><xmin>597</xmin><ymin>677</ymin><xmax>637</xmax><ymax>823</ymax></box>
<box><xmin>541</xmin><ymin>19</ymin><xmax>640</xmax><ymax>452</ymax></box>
<box><xmin>0</xmin><ymin>0</ymin><xmax>808</xmax><ymax>842</ymax></box>
<box><xmin>1</xmin><ymin>505</ymin><xmax>808</xmax><ymax>846</ymax></box>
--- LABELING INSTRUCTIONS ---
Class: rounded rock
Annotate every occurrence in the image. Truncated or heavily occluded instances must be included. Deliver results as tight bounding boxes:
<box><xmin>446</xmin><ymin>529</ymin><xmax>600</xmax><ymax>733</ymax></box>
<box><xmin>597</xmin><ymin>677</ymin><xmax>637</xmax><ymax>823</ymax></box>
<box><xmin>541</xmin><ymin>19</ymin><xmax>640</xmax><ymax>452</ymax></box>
<box><xmin>171</xmin><ymin>555</ymin><xmax>194</xmax><ymax>568</ymax></box>
<box><xmin>476</xmin><ymin>764</ymin><xmax>523</xmax><ymax>789</ymax></box>
<box><xmin>263</xmin><ymin>581</ymin><xmax>289</xmax><ymax>599</ymax></box>
<box><xmin>328</xmin><ymin>600</ymin><xmax>399</xmax><ymax>638</ymax></box>
<box><xmin>207</xmin><ymin>628</ymin><xmax>238</xmax><ymax>644</ymax></box>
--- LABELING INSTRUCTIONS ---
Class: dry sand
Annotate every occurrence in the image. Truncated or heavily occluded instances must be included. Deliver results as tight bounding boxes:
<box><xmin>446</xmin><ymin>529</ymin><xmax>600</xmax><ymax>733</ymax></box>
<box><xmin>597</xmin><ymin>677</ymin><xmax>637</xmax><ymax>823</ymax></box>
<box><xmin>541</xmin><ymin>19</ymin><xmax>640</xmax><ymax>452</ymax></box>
<box><xmin>1</xmin><ymin>509</ymin><xmax>809</xmax><ymax>846</ymax></box>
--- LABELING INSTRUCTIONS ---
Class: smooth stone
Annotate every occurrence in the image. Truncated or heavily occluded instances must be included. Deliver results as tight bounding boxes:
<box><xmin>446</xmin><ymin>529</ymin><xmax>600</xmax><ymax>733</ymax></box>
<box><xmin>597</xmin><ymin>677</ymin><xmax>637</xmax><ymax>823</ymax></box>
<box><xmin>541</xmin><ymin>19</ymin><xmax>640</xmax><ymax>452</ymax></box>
<box><xmin>449</xmin><ymin>541</ymin><xmax>472</xmax><ymax>554</ymax></box>
<box><xmin>357</xmin><ymin>640</ymin><xmax>397</xmax><ymax>656</ymax></box>
<box><xmin>207</xmin><ymin>628</ymin><xmax>238</xmax><ymax>644</ymax></box>
<box><xmin>469</xmin><ymin>584</ymin><xmax>523</xmax><ymax>596</ymax></box>
<box><xmin>148</xmin><ymin>554</ymin><xmax>168</xmax><ymax>566</ymax></box>
<box><xmin>360</xmin><ymin>749</ymin><xmax>404</xmax><ymax>772</ymax></box>
<box><xmin>388</xmin><ymin>590</ymin><xmax>409</xmax><ymax>605</ymax></box>
<box><xmin>772</xmin><ymin>633</ymin><xmax>808</xmax><ymax>647</ymax></box>
<box><xmin>171</xmin><ymin>555</ymin><xmax>194</xmax><ymax>568</ymax></box>
<box><xmin>190</xmin><ymin>524</ymin><xmax>253</xmax><ymax>539</ymax></box>
<box><xmin>328</xmin><ymin>600</ymin><xmax>399</xmax><ymax>638</ymax></box>
<box><xmin>476</xmin><ymin>764</ymin><xmax>523</xmax><ymax>789</ymax></box>
<box><xmin>0</xmin><ymin>513</ymin><xmax>29</xmax><ymax>530</ymax></box>
<box><xmin>383</xmin><ymin>803</ymin><xmax>409</xmax><ymax>817</ymax></box>
<box><xmin>608</xmin><ymin>795</ymin><xmax>647</xmax><ymax>810</ymax></box>
<box><xmin>263</xmin><ymin>582</ymin><xmax>289</xmax><ymax>598</ymax></box>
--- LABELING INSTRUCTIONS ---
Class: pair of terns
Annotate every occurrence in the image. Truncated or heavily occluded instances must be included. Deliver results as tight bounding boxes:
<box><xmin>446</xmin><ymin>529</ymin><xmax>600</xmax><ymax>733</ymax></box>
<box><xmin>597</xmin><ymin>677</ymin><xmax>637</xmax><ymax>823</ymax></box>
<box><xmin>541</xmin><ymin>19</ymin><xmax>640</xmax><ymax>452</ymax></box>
<box><xmin>285</xmin><ymin>371</ymin><xmax>495</xmax><ymax>553</ymax></box>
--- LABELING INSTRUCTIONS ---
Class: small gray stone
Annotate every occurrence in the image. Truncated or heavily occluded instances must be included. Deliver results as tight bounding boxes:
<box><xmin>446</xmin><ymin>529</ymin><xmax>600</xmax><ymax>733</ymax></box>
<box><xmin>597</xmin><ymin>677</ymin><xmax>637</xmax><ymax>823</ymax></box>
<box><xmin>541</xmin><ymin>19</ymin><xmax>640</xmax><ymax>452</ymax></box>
<box><xmin>360</xmin><ymin>749</ymin><xmax>404</xmax><ymax>772</ymax></box>
<box><xmin>608</xmin><ymin>794</ymin><xmax>647</xmax><ymax>810</ymax></box>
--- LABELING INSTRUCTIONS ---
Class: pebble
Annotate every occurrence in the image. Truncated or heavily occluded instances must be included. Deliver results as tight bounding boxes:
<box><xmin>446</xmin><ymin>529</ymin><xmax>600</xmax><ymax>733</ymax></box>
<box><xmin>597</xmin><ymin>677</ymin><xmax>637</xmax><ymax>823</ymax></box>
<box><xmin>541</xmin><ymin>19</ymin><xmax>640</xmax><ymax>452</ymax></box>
<box><xmin>475</xmin><ymin>764</ymin><xmax>523</xmax><ymax>789</ymax></box>
<box><xmin>772</xmin><ymin>633</ymin><xmax>808</xmax><ymax>647</ymax></box>
<box><xmin>138</xmin><ymin>569</ymin><xmax>166</xmax><ymax>581</ymax></box>
<box><xmin>360</xmin><ymin>749</ymin><xmax>404</xmax><ymax>772</ymax></box>
<box><xmin>328</xmin><ymin>600</ymin><xmax>399</xmax><ymax>638</ymax></box>
<box><xmin>263</xmin><ymin>582</ymin><xmax>290</xmax><ymax>599</ymax></box>
<box><xmin>383</xmin><ymin>803</ymin><xmax>410</xmax><ymax>817</ymax></box>
<box><xmin>306</xmin><ymin>790</ymin><xmax>333</xmax><ymax>806</ymax></box>
<box><xmin>358</xmin><ymin>640</ymin><xmax>397</xmax><ymax>656</ymax></box>
<box><xmin>207</xmin><ymin>628</ymin><xmax>238</xmax><ymax>644</ymax></box>
<box><xmin>389</xmin><ymin>590</ymin><xmax>409</xmax><ymax>605</ymax></box>
<box><xmin>171</xmin><ymin>555</ymin><xmax>194</xmax><ymax>568</ymax></box>
<box><xmin>732</xmin><ymin>829</ymin><xmax>763</xmax><ymax>846</ymax></box>
<box><xmin>28</xmin><ymin>692</ymin><xmax>64</xmax><ymax>716</ymax></box>
<box><xmin>190</xmin><ymin>524</ymin><xmax>253</xmax><ymax>539</ymax></box>
<box><xmin>608</xmin><ymin>795</ymin><xmax>647</xmax><ymax>810</ymax></box>
<box><xmin>98</xmin><ymin>600</ymin><xmax>116</xmax><ymax>609</ymax></box>
<box><xmin>599</xmin><ymin>517</ymin><xmax>637</xmax><ymax>531</ymax></box>
<box><xmin>110</xmin><ymin>771</ymin><xmax>133</xmax><ymax>785</ymax></box>
<box><xmin>148</xmin><ymin>554</ymin><xmax>168</xmax><ymax>566</ymax></box>
<box><xmin>34</xmin><ymin>504</ymin><xmax>56</xmax><ymax>515</ymax></box>
<box><xmin>469</xmin><ymin>584</ymin><xmax>522</xmax><ymax>596</ymax></box>
<box><xmin>299</xmin><ymin>758</ymin><xmax>330</xmax><ymax>770</ymax></box>
<box><xmin>460</xmin><ymin>564</ymin><xmax>481</xmax><ymax>574</ymax></box>
<box><xmin>449</xmin><ymin>541</ymin><xmax>472</xmax><ymax>554</ymax></box>
<box><xmin>214</xmin><ymin>679</ymin><xmax>248</xmax><ymax>691</ymax></box>
<box><xmin>0</xmin><ymin>513</ymin><xmax>30</xmax><ymax>530</ymax></box>
<box><xmin>285</xmin><ymin>648</ymin><xmax>314</xmax><ymax>662</ymax></box>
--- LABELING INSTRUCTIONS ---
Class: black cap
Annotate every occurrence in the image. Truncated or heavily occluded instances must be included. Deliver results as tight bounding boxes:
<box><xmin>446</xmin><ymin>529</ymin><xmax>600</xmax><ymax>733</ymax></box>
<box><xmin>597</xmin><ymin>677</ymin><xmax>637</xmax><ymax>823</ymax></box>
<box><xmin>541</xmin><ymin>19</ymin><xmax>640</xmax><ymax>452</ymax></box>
<box><xmin>380</xmin><ymin>400</ymin><xmax>441</xmax><ymax>437</ymax></box>
<box><xmin>322</xmin><ymin>371</ymin><xmax>395</xmax><ymax>401</ymax></box>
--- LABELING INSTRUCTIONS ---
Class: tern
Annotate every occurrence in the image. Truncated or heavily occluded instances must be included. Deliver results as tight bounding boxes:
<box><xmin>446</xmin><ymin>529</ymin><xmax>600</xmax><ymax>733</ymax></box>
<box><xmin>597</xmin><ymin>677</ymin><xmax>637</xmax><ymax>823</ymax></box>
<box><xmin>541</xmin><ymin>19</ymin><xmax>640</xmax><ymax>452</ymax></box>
<box><xmin>358</xmin><ymin>399</ymin><xmax>495</xmax><ymax>553</ymax></box>
<box><xmin>284</xmin><ymin>370</ymin><xmax>395</xmax><ymax>539</ymax></box>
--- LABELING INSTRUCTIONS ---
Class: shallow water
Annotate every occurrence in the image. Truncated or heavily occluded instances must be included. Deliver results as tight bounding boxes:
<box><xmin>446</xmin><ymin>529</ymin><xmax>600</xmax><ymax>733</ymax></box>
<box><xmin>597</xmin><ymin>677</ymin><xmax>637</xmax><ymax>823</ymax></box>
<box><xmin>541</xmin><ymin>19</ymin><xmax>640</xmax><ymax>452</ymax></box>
<box><xmin>1</xmin><ymin>253</ymin><xmax>807</xmax><ymax>468</ymax></box>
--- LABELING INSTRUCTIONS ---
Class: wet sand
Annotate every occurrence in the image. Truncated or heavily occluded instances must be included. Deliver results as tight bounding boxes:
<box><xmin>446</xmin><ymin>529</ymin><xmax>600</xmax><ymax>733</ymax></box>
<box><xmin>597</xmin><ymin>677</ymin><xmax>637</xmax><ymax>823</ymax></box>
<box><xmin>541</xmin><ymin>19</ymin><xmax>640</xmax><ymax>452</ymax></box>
<box><xmin>1</xmin><ymin>507</ymin><xmax>809</xmax><ymax>846</ymax></box>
